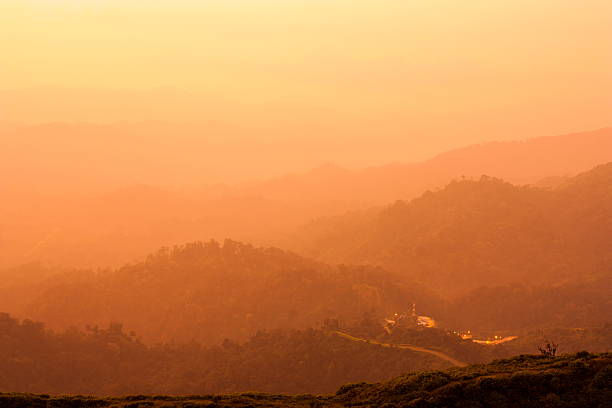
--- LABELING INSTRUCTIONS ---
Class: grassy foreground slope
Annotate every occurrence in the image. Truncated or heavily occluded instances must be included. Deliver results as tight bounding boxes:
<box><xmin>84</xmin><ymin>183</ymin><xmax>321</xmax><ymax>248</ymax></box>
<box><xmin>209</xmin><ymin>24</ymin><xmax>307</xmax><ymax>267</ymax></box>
<box><xmin>2</xmin><ymin>352</ymin><xmax>610</xmax><ymax>408</ymax></box>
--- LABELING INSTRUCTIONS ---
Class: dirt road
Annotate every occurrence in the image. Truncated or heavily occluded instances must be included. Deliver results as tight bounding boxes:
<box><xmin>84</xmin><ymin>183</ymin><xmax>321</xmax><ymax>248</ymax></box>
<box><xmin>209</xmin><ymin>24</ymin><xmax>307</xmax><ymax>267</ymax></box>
<box><xmin>333</xmin><ymin>331</ymin><xmax>468</xmax><ymax>367</ymax></box>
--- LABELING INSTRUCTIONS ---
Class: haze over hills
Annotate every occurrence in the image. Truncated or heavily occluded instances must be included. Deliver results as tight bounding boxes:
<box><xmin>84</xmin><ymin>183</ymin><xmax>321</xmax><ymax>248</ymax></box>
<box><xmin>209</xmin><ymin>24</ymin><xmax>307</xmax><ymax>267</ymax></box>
<box><xmin>240</xmin><ymin>127</ymin><xmax>612</xmax><ymax>206</ymax></box>
<box><xmin>2</xmin><ymin>126</ymin><xmax>610</xmax><ymax>398</ymax></box>
<box><xmin>3</xmin><ymin>123</ymin><xmax>611</xmax><ymax>198</ymax></box>
<box><xmin>2</xmin><ymin>0</ymin><xmax>611</xmax><ymax>404</ymax></box>
<box><xmin>1</xmin><ymin>163</ymin><xmax>610</xmax><ymax>349</ymax></box>
<box><xmin>1</xmin><ymin>127</ymin><xmax>611</xmax><ymax>270</ymax></box>
<box><xmin>289</xmin><ymin>162</ymin><xmax>612</xmax><ymax>297</ymax></box>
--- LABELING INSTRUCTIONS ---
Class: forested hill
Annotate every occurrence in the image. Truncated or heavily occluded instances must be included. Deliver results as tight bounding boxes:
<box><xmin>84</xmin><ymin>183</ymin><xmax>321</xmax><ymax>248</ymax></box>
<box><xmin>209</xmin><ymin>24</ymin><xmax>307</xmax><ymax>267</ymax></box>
<box><xmin>1</xmin><ymin>241</ymin><xmax>438</xmax><ymax>344</ymax></box>
<box><xmin>2</xmin><ymin>352</ymin><xmax>611</xmax><ymax>407</ymax></box>
<box><xmin>289</xmin><ymin>162</ymin><xmax>612</xmax><ymax>297</ymax></box>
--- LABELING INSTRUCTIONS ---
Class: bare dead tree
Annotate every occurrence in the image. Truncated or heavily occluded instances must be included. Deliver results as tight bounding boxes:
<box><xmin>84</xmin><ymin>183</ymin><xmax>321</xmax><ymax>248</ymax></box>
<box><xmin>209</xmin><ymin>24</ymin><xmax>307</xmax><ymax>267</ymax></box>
<box><xmin>538</xmin><ymin>340</ymin><xmax>559</xmax><ymax>357</ymax></box>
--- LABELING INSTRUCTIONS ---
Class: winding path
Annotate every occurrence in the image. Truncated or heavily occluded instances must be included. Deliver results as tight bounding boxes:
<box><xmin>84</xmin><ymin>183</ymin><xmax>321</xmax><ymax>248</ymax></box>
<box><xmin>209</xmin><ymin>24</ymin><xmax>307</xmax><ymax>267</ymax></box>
<box><xmin>332</xmin><ymin>330</ymin><xmax>468</xmax><ymax>367</ymax></box>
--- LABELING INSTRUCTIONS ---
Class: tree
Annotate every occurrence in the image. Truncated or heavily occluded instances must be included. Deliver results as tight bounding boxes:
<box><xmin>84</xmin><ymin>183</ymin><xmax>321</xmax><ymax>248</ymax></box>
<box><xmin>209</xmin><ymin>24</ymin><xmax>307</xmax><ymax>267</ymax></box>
<box><xmin>538</xmin><ymin>340</ymin><xmax>559</xmax><ymax>357</ymax></box>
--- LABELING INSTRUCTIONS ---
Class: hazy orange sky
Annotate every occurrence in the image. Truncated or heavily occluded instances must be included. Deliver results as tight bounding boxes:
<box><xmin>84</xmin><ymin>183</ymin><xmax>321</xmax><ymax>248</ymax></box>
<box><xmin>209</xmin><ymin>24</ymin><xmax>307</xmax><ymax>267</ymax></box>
<box><xmin>1</xmin><ymin>0</ymin><xmax>611</xmax><ymax>184</ymax></box>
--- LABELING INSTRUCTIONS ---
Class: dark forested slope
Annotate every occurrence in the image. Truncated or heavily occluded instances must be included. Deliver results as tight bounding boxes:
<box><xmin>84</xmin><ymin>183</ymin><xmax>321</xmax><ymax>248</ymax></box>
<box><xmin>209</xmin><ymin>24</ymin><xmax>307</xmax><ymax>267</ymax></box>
<box><xmin>1</xmin><ymin>312</ymin><xmax>610</xmax><ymax>399</ymax></box>
<box><xmin>0</xmin><ymin>313</ymin><xmax>450</xmax><ymax>396</ymax></box>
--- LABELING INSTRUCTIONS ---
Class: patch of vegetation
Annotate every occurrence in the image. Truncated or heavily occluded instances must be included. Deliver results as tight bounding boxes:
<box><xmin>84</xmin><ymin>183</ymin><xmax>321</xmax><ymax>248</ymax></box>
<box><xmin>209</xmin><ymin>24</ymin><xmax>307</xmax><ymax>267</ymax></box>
<box><xmin>1</xmin><ymin>352</ymin><xmax>610</xmax><ymax>407</ymax></box>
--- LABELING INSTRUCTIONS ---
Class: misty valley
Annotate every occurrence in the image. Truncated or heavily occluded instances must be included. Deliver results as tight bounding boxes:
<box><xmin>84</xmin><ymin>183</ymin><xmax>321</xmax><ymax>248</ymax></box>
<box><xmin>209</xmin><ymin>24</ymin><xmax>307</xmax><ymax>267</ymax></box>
<box><xmin>1</xmin><ymin>150</ymin><xmax>611</xmax><ymax>407</ymax></box>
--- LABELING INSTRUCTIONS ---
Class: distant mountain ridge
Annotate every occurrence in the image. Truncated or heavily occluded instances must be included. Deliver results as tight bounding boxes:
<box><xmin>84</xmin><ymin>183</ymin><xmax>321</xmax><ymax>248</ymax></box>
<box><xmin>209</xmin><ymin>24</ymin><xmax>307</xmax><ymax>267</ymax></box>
<box><xmin>1</xmin><ymin>127</ymin><xmax>610</xmax><ymax>270</ymax></box>
<box><xmin>237</xmin><ymin>127</ymin><xmax>612</xmax><ymax>207</ymax></box>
